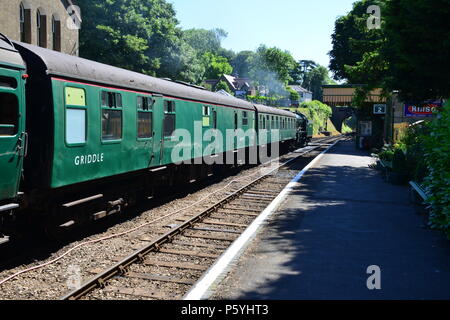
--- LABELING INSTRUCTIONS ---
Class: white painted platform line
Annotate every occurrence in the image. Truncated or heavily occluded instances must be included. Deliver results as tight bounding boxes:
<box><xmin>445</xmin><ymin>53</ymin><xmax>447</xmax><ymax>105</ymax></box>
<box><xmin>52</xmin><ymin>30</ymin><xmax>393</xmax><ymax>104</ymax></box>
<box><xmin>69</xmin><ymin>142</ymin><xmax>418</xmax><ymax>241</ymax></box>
<box><xmin>183</xmin><ymin>139</ymin><xmax>341</xmax><ymax>300</ymax></box>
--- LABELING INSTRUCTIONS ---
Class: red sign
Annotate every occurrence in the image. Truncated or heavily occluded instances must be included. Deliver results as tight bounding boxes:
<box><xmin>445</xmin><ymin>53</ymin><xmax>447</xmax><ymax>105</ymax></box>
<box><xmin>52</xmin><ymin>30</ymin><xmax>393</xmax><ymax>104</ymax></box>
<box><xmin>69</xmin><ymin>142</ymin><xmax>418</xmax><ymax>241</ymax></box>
<box><xmin>404</xmin><ymin>101</ymin><xmax>442</xmax><ymax>117</ymax></box>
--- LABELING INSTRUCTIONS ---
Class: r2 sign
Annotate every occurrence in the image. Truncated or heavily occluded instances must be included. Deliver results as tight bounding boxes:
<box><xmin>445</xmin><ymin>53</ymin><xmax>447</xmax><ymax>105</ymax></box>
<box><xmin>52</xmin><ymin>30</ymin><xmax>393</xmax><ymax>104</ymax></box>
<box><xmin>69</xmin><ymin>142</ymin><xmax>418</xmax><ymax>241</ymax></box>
<box><xmin>373</xmin><ymin>104</ymin><xmax>386</xmax><ymax>115</ymax></box>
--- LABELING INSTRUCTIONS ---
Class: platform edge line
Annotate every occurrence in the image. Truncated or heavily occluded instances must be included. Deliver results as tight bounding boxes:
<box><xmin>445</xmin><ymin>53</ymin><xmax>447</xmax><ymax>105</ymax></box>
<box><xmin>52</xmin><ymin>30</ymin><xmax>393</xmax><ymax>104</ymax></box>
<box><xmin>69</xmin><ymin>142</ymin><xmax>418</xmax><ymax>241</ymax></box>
<box><xmin>183</xmin><ymin>139</ymin><xmax>341</xmax><ymax>300</ymax></box>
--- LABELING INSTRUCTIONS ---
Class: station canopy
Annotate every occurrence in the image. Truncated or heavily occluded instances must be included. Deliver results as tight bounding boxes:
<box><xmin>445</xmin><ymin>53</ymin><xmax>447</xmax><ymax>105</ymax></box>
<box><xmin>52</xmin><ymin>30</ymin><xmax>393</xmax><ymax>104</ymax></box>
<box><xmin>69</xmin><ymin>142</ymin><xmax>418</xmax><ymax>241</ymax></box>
<box><xmin>322</xmin><ymin>85</ymin><xmax>387</xmax><ymax>107</ymax></box>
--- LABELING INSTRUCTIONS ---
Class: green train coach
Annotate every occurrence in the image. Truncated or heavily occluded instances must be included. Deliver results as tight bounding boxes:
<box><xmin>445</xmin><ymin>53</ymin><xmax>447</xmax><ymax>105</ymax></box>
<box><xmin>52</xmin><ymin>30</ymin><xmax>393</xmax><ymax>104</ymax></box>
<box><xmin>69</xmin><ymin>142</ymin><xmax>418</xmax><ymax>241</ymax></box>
<box><xmin>0</xmin><ymin>35</ymin><xmax>301</xmax><ymax>239</ymax></box>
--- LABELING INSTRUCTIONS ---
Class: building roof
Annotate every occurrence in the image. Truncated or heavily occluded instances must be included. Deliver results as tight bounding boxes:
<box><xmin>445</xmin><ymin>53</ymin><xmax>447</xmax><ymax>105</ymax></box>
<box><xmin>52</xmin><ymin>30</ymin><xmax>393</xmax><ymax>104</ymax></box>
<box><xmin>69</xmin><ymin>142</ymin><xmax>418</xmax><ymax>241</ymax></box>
<box><xmin>289</xmin><ymin>85</ymin><xmax>312</xmax><ymax>94</ymax></box>
<box><xmin>206</xmin><ymin>75</ymin><xmax>255</xmax><ymax>92</ymax></box>
<box><xmin>322</xmin><ymin>85</ymin><xmax>387</xmax><ymax>106</ymax></box>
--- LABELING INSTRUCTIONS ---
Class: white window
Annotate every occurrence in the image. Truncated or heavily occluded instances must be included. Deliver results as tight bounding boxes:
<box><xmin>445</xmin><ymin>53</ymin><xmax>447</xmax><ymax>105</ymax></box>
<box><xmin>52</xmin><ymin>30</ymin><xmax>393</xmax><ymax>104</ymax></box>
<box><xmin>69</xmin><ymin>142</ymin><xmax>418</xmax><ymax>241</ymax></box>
<box><xmin>66</xmin><ymin>108</ymin><xmax>86</xmax><ymax>144</ymax></box>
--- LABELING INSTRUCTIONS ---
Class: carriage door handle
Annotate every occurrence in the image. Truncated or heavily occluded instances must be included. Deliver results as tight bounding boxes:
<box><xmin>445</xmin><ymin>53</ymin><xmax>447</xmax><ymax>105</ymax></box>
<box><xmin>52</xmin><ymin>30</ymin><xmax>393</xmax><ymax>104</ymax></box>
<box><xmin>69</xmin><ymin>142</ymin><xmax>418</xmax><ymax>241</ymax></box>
<box><xmin>17</xmin><ymin>132</ymin><xmax>28</xmax><ymax>157</ymax></box>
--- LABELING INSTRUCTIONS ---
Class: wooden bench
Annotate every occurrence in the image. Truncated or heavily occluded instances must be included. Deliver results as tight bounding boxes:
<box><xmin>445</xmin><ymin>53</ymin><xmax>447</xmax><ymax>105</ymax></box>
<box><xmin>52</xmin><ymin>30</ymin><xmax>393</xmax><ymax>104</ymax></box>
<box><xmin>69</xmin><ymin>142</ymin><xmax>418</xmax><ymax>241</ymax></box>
<box><xmin>378</xmin><ymin>159</ymin><xmax>393</xmax><ymax>180</ymax></box>
<box><xmin>409</xmin><ymin>181</ymin><xmax>429</xmax><ymax>204</ymax></box>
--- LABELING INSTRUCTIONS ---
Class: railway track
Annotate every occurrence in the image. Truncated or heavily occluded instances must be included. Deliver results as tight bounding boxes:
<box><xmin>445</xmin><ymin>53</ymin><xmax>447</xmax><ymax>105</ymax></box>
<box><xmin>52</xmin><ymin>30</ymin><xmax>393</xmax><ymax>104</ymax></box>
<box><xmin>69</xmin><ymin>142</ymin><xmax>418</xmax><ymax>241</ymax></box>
<box><xmin>61</xmin><ymin>135</ymin><xmax>343</xmax><ymax>300</ymax></box>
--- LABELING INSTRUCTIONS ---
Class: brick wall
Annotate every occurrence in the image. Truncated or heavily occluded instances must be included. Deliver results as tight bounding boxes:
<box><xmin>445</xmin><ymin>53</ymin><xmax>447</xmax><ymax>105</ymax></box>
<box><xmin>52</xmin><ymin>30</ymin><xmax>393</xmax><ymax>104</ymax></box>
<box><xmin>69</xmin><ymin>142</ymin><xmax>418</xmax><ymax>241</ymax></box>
<box><xmin>0</xmin><ymin>0</ymin><xmax>79</xmax><ymax>56</ymax></box>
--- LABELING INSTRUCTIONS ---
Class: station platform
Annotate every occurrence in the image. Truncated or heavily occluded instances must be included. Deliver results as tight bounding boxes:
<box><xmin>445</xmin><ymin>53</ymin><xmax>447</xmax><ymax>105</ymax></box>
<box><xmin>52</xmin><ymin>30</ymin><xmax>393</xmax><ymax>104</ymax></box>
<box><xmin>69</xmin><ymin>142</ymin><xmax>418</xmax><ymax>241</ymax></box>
<box><xmin>211</xmin><ymin>140</ymin><xmax>450</xmax><ymax>300</ymax></box>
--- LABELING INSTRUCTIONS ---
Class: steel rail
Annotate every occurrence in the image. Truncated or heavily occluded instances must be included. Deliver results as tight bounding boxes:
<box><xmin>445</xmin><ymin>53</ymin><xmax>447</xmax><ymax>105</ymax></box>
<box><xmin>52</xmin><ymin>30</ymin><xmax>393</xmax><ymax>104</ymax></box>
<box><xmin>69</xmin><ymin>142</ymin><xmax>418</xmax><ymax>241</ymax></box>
<box><xmin>60</xmin><ymin>136</ymin><xmax>342</xmax><ymax>300</ymax></box>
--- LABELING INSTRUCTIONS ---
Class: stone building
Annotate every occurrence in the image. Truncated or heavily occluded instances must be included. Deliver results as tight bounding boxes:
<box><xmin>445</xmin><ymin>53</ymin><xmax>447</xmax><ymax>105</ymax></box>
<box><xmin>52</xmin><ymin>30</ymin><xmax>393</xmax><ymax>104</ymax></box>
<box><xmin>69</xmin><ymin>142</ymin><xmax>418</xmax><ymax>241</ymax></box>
<box><xmin>0</xmin><ymin>0</ymin><xmax>80</xmax><ymax>56</ymax></box>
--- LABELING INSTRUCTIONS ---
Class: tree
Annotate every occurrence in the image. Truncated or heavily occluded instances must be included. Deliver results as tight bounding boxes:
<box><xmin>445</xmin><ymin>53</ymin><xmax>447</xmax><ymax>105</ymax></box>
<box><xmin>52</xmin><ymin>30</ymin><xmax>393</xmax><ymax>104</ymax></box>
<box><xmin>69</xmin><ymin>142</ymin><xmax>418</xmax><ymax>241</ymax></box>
<box><xmin>383</xmin><ymin>0</ymin><xmax>450</xmax><ymax>101</ymax></box>
<box><xmin>286</xmin><ymin>86</ymin><xmax>300</xmax><ymax>101</ymax></box>
<box><xmin>77</xmin><ymin>0</ymin><xmax>205</xmax><ymax>83</ymax></box>
<box><xmin>328</xmin><ymin>0</ymin><xmax>385</xmax><ymax>82</ymax></box>
<box><xmin>183</xmin><ymin>28</ymin><xmax>228</xmax><ymax>56</ymax></box>
<box><xmin>202</xmin><ymin>52</ymin><xmax>233</xmax><ymax>79</ymax></box>
<box><xmin>289</xmin><ymin>61</ymin><xmax>303</xmax><ymax>85</ymax></box>
<box><xmin>329</xmin><ymin>0</ymin><xmax>449</xmax><ymax>101</ymax></box>
<box><xmin>302</xmin><ymin>64</ymin><xmax>336</xmax><ymax>100</ymax></box>
<box><xmin>231</xmin><ymin>51</ymin><xmax>255</xmax><ymax>78</ymax></box>
<box><xmin>248</xmin><ymin>45</ymin><xmax>297</xmax><ymax>96</ymax></box>
<box><xmin>214</xmin><ymin>80</ymin><xmax>232</xmax><ymax>93</ymax></box>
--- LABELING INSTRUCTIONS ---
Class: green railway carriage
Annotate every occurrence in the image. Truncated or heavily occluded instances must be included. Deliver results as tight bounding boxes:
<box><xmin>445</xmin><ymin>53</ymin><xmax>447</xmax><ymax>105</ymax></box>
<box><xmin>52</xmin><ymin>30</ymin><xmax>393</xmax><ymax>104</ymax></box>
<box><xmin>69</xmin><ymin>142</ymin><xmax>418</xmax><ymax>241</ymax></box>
<box><xmin>0</xmin><ymin>35</ymin><xmax>27</xmax><ymax>214</ymax></box>
<box><xmin>13</xmin><ymin>42</ymin><xmax>257</xmax><ymax>191</ymax></box>
<box><xmin>255</xmin><ymin>104</ymin><xmax>297</xmax><ymax>147</ymax></box>
<box><xmin>0</xmin><ymin>37</ymin><xmax>300</xmax><ymax>237</ymax></box>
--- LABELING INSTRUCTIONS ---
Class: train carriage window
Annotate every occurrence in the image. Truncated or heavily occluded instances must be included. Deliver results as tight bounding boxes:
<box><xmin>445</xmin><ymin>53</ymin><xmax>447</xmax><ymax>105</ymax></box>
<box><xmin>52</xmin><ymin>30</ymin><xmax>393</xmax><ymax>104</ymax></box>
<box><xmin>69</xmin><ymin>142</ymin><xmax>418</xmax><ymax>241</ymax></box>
<box><xmin>202</xmin><ymin>106</ymin><xmax>210</xmax><ymax>127</ymax></box>
<box><xmin>101</xmin><ymin>91</ymin><xmax>123</xmax><ymax>141</ymax></box>
<box><xmin>65</xmin><ymin>87</ymin><xmax>86</xmax><ymax>145</ymax></box>
<box><xmin>0</xmin><ymin>76</ymin><xmax>17</xmax><ymax>89</ymax></box>
<box><xmin>164</xmin><ymin>100</ymin><xmax>176</xmax><ymax>113</ymax></box>
<box><xmin>242</xmin><ymin>111</ymin><xmax>248</xmax><ymax>126</ymax></box>
<box><xmin>66</xmin><ymin>109</ymin><xmax>86</xmax><ymax>144</ymax></box>
<box><xmin>0</xmin><ymin>93</ymin><xmax>18</xmax><ymax>136</ymax></box>
<box><xmin>102</xmin><ymin>109</ymin><xmax>122</xmax><ymax>141</ymax></box>
<box><xmin>163</xmin><ymin>101</ymin><xmax>176</xmax><ymax>138</ymax></box>
<box><xmin>65</xmin><ymin>87</ymin><xmax>86</xmax><ymax>106</ymax></box>
<box><xmin>137</xmin><ymin>96</ymin><xmax>153</xmax><ymax>139</ymax></box>
<box><xmin>212</xmin><ymin>110</ymin><xmax>217</xmax><ymax>129</ymax></box>
<box><xmin>102</xmin><ymin>91</ymin><xmax>122</xmax><ymax>108</ymax></box>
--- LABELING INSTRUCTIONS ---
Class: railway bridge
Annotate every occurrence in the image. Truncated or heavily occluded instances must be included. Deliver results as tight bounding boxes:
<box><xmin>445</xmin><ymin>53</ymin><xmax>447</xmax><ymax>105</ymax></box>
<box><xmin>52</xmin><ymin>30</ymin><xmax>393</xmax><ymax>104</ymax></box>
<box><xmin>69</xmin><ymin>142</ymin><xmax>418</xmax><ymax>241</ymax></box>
<box><xmin>330</xmin><ymin>106</ymin><xmax>356</xmax><ymax>132</ymax></box>
<box><xmin>322</xmin><ymin>85</ymin><xmax>387</xmax><ymax>138</ymax></box>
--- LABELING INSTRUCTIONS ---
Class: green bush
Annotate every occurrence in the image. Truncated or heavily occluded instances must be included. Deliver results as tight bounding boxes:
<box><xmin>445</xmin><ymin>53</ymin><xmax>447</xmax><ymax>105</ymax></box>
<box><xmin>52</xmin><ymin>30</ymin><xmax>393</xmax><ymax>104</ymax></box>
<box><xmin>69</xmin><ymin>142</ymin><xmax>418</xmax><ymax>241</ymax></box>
<box><xmin>214</xmin><ymin>80</ymin><xmax>232</xmax><ymax>93</ymax></box>
<box><xmin>295</xmin><ymin>101</ymin><xmax>332</xmax><ymax>135</ymax></box>
<box><xmin>422</xmin><ymin>102</ymin><xmax>450</xmax><ymax>237</ymax></box>
<box><xmin>392</xmin><ymin>148</ymin><xmax>407</xmax><ymax>174</ymax></box>
<box><xmin>378</xmin><ymin>149</ymin><xmax>394</xmax><ymax>161</ymax></box>
<box><xmin>402</xmin><ymin>123</ymin><xmax>430</xmax><ymax>183</ymax></box>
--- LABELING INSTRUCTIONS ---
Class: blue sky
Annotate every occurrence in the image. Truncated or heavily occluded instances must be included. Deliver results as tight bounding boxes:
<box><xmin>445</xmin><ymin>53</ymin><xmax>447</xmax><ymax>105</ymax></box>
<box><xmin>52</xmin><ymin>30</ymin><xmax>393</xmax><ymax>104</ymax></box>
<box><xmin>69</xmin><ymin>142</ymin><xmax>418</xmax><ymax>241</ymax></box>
<box><xmin>169</xmin><ymin>0</ymin><xmax>357</xmax><ymax>69</ymax></box>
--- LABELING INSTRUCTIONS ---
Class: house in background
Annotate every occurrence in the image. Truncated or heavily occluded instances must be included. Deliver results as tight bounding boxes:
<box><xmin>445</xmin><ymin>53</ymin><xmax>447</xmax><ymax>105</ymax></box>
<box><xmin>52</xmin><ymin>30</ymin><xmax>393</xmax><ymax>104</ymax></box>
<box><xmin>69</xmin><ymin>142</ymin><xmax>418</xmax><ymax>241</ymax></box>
<box><xmin>205</xmin><ymin>74</ymin><xmax>257</xmax><ymax>98</ymax></box>
<box><xmin>0</xmin><ymin>0</ymin><xmax>80</xmax><ymax>56</ymax></box>
<box><xmin>289</xmin><ymin>85</ymin><xmax>313</xmax><ymax>102</ymax></box>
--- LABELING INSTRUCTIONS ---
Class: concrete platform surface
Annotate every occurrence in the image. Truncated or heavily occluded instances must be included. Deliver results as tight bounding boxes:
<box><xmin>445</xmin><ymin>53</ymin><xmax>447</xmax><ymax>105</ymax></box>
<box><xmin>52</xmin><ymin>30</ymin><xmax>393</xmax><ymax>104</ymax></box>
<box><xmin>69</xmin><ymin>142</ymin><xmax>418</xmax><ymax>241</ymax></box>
<box><xmin>211</xmin><ymin>140</ymin><xmax>450</xmax><ymax>300</ymax></box>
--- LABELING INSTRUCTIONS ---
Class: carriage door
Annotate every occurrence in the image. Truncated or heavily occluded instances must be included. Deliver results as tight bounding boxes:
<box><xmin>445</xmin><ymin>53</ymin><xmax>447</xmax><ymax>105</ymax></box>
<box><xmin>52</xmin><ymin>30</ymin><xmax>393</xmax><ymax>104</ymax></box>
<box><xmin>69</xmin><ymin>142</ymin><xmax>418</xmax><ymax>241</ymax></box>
<box><xmin>234</xmin><ymin>111</ymin><xmax>238</xmax><ymax>150</ymax></box>
<box><xmin>148</xmin><ymin>95</ymin><xmax>163</xmax><ymax>167</ymax></box>
<box><xmin>0</xmin><ymin>68</ymin><xmax>26</xmax><ymax>201</ymax></box>
<box><xmin>161</xmin><ymin>100</ymin><xmax>176</xmax><ymax>165</ymax></box>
